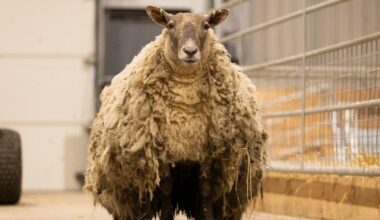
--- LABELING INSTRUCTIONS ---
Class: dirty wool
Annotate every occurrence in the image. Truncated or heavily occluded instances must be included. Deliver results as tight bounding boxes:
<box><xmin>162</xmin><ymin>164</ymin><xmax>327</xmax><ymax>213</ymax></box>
<box><xmin>84</xmin><ymin>29</ymin><xmax>268</xmax><ymax>219</ymax></box>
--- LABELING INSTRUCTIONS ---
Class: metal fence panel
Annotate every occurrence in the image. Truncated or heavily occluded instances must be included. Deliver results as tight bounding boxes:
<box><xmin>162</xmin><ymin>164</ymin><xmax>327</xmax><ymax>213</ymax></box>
<box><xmin>217</xmin><ymin>0</ymin><xmax>380</xmax><ymax>175</ymax></box>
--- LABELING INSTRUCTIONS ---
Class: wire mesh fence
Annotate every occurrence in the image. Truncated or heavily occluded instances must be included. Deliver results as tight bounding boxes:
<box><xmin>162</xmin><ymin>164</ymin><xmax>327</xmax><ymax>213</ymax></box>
<box><xmin>253</xmin><ymin>35</ymin><xmax>380</xmax><ymax>175</ymax></box>
<box><xmin>217</xmin><ymin>0</ymin><xmax>380</xmax><ymax>175</ymax></box>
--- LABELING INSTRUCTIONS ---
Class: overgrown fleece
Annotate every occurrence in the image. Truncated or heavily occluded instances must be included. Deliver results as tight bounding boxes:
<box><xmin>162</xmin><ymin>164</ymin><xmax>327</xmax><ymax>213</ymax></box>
<box><xmin>85</xmin><ymin>29</ymin><xmax>268</xmax><ymax>219</ymax></box>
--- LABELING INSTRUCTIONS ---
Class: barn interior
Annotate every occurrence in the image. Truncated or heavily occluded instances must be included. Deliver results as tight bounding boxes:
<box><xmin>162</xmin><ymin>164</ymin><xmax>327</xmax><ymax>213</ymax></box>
<box><xmin>0</xmin><ymin>0</ymin><xmax>379</xmax><ymax>219</ymax></box>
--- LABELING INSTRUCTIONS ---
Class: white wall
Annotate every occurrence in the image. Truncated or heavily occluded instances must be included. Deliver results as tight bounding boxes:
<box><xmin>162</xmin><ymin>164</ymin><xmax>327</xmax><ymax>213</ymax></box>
<box><xmin>0</xmin><ymin>0</ymin><xmax>95</xmax><ymax>190</ymax></box>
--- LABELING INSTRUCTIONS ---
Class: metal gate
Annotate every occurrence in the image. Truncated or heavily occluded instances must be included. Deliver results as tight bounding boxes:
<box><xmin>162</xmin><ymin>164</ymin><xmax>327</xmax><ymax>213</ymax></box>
<box><xmin>215</xmin><ymin>0</ymin><xmax>380</xmax><ymax>175</ymax></box>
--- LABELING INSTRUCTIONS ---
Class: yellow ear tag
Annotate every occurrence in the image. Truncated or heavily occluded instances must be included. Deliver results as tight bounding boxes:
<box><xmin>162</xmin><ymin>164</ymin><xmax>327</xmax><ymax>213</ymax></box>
<box><xmin>160</xmin><ymin>8</ymin><xmax>165</xmax><ymax>17</ymax></box>
<box><xmin>211</xmin><ymin>10</ymin><xmax>216</xmax><ymax>18</ymax></box>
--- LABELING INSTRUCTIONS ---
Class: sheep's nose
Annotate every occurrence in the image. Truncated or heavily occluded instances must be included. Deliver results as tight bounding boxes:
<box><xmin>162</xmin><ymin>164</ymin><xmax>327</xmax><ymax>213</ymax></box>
<box><xmin>183</xmin><ymin>46</ymin><xmax>198</xmax><ymax>56</ymax></box>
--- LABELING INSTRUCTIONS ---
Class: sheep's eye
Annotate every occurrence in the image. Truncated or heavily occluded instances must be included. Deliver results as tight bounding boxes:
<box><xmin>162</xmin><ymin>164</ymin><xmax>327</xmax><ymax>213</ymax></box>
<box><xmin>203</xmin><ymin>22</ymin><xmax>210</xmax><ymax>30</ymax></box>
<box><xmin>167</xmin><ymin>22</ymin><xmax>175</xmax><ymax>30</ymax></box>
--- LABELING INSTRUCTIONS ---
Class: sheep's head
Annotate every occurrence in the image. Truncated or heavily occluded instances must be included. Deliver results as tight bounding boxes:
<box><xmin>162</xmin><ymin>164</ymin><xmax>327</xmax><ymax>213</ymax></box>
<box><xmin>146</xmin><ymin>6</ymin><xmax>229</xmax><ymax>72</ymax></box>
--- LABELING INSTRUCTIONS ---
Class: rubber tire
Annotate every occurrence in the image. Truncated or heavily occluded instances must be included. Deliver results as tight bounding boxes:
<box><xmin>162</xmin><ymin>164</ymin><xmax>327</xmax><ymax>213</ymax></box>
<box><xmin>0</xmin><ymin>129</ymin><xmax>22</xmax><ymax>204</ymax></box>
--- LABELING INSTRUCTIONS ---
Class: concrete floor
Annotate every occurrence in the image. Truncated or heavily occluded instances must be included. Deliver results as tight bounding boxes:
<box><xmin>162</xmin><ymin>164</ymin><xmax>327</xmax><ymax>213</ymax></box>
<box><xmin>0</xmin><ymin>192</ymin><xmax>309</xmax><ymax>220</ymax></box>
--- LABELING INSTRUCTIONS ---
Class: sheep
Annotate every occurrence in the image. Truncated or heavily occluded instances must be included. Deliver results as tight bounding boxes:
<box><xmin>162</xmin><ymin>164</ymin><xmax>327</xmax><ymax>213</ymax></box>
<box><xmin>84</xmin><ymin>6</ymin><xmax>268</xmax><ymax>220</ymax></box>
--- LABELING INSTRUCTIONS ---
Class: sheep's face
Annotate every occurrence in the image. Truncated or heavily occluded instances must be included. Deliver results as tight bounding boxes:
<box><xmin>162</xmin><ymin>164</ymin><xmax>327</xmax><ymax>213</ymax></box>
<box><xmin>146</xmin><ymin>6</ymin><xmax>229</xmax><ymax>69</ymax></box>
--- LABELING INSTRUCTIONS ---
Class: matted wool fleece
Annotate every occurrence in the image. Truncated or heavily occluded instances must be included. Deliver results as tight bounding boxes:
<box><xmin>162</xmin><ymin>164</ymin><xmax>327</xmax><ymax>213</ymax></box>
<box><xmin>84</xmin><ymin>29</ymin><xmax>268</xmax><ymax>219</ymax></box>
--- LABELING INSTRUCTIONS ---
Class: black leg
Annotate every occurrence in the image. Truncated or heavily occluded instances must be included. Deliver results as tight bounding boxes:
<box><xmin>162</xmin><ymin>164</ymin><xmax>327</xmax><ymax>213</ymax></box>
<box><xmin>160</xmin><ymin>173</ymin><xmax>174</xmax><ymax>220</ymax></box>
<box><xmin>199</xmin><ymin>176</ymin><xmax>214</xmax><ymax>220</ymax></box>
<box><xmin>228</xmin><ymin>211</ymin><xmax>243</xmax><ymax>220</ymax></box>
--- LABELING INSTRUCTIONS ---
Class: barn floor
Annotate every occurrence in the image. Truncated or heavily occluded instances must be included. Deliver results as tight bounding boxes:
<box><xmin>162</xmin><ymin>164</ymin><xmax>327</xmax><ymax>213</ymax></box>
<box><xmin>0</xmin><ymin>192</ymin><xmax>309</xmax><ymax>220</ymax></box>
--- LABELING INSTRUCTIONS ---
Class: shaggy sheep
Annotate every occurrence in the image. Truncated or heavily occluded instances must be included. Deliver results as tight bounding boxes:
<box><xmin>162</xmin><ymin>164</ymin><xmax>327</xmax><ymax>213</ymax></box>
<box><xmin>85</xmin><ymin>6</ymin><xmax>268</xmax><ymax>220</ymax></box>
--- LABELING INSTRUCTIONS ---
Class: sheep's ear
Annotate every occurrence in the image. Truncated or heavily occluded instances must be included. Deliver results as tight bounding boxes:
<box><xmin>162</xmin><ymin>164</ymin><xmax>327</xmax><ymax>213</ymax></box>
<box><xmin>207</xmin><ymin>9</ymin><xmax>230</xmax><ymax>27</ymax></box>
<box><xmin>146</xmin><ymin>6</ymin><xmax>172</xmax><ymax>26</ymax></box>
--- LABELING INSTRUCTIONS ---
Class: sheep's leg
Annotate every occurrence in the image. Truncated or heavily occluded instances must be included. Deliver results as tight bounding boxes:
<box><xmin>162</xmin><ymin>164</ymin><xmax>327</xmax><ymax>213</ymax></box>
<box><xmin>224</xmin><ymin>211</ymin><xmax>243</xmax><ymax>220</ymax></box>
<box><xmin>199</xmin><ymin>176</ymin><xmax>214</xmax><ymax>220</ymax></box>
<box><xmin>160</xmin><ymin>173</ymin><xmax>174</xmax><ymax>220</ymax></box>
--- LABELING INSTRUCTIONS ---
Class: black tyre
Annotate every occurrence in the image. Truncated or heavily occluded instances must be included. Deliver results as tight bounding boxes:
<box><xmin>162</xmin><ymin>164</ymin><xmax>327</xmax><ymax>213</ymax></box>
<box><xmin>0</xmin><ymin>129</ymin><xmax>22</xmax><ymax>204</ymax></box>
